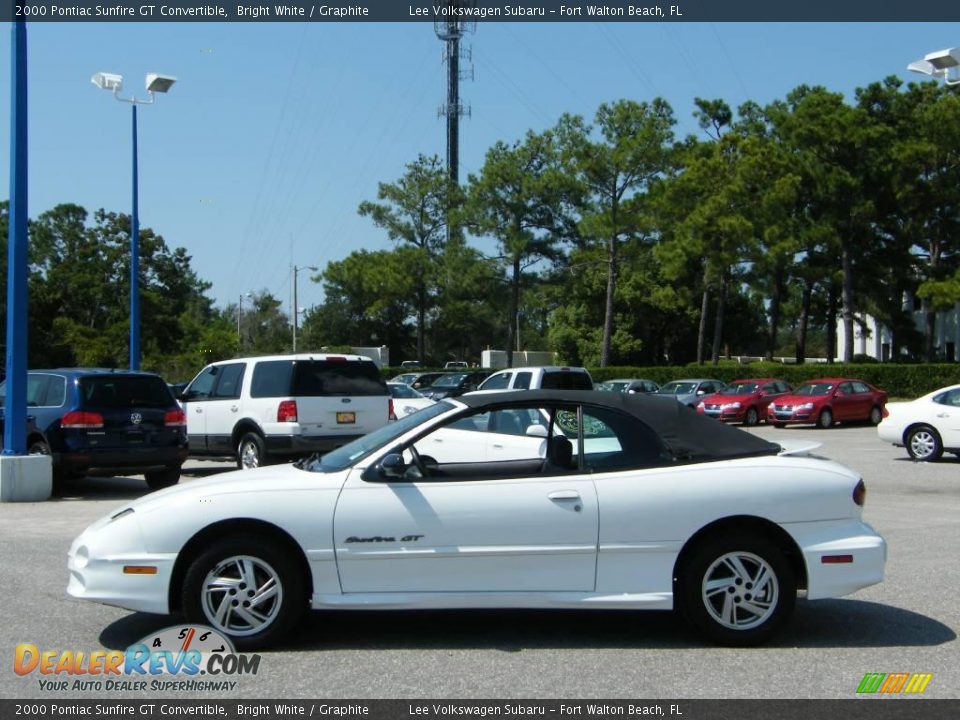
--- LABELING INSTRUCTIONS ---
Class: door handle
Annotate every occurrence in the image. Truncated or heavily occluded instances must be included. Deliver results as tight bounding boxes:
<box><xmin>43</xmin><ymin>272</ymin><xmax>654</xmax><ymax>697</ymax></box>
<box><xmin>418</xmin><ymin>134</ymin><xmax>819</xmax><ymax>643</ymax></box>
<box><xmin>548</xmin><ymin>490</ymin><xmax>581</xmax><ymax>500</ymax></box>
<box><xmin>936</xmin><ymin>412</ymin><xmax>950</xmax><ymax>418</ymax></box>
<box><xmin>492</xmin><ymin>443</ymin><xmax>504</xmax><ymax>449</ymax></box>
<box><xmin>231</xmin><ymin>405</ymin><xmax>239</xmax><ymax>412</ymax></box>
<box><xmin>195</xmin><ymin>408</ymin><xmax>203</xmax><ymax>414</ymax></box>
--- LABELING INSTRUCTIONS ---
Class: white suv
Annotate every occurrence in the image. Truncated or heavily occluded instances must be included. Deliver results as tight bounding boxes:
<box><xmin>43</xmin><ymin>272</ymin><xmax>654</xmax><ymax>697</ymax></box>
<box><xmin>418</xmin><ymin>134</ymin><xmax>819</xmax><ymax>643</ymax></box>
<box><xmin>475</xmin><ymin>366</ymin><xmax>594</xmax><ymax>392</ymax></box>
<box><xmin>180</xmin><ymin>354</ymin><xmax>389</xmax><ymax>468</ymax></box>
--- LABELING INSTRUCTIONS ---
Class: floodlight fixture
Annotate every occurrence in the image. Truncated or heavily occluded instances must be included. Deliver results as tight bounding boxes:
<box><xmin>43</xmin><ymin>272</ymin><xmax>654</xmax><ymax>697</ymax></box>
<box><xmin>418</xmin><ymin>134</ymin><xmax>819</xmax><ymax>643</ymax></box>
<box><xmin>91</xmin><ymin>72</ymin><xmax>123</xmax><ymax>92</ymax></box>
<box><xmin>908</xmin><ymin>47</ymin><xmax>960</xmax><ymax>85</ymax></box>
<box><xmin>145</xmin><ymin>73</ymin><xmax>177</xmax><ymax>94</ymax></box>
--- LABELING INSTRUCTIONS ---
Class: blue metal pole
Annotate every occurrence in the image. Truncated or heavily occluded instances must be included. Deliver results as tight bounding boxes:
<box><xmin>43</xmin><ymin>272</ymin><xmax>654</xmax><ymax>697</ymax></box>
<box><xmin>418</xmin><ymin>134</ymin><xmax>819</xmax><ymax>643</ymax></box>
<box><xmin>130</xmin><ymin>104</ymin><xmax>140</xmax><ymax>371</ymax></box>
<box><xmin>4</xmin><ymin>19</ymin><xmax>28</xmax><ymax>456</ymax></box>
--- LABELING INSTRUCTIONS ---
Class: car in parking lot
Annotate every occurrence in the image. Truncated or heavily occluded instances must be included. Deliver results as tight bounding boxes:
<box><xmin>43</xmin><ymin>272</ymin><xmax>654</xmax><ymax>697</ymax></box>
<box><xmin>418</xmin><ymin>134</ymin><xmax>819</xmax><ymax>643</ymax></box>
<box><xmin>181</xmin><ymin>354</ymin><xmax>389</xmax><ymax>469</ymax></box>
<box><xmin>768</xmin><ymin>378</ymin><xmax>887</xmax><ymax>429</ymax></box>
<box><xmin>595</xmin><ymin>378</ymin><xmax>660</xmax><ymax>394</ymax></box>
<box><xmin>389</xmin><ymin>371</ymin><xmax>448</xmax><ymax>391</ymax></box>
<box><xmin>387</xmin><ymin>381</ymin><xmax>435</xmax><ymax>419</ymax></box>
<box><xmin>419</xmin><ymin>370</ymin><xmax>490</xmax><ymax>399</ymax></box>
<box><xmin>877</xmin><ymin>383</ymin><xmax>960</xmax><ymax>461</ymax></box>
<box><xmin>658</xmin><ymin>378</ymin><xmax>726</xmax><ymax>408</ymax></box>
<box><xmin>0</xmin><ymin>369</ymin><xmax>187</xmax><ymax>490</ymax></box>
<box><xmin>697</xmin><ymin>378</ymin><xmax>792</xmax><ymax>426</ymax></box>
<box><xmin>68</xmin><ymin>389</ymin><xmax>885</xmax><ymax>650</ymax></box>
<box><xmin>476</xmin><ymin>366</ymin><xmax>594</xmax><ymax>392</ymax></box>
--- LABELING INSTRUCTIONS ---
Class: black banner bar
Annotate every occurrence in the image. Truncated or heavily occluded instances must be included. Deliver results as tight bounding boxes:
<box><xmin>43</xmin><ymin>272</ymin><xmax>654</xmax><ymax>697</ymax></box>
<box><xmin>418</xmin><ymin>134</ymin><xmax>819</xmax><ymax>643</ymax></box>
<box><xmin>5</xmin><ymin>0</ymin><xmax>960</xmax><ymax>23</ymax></box>
<box><xmin>0</xmin><ymin>700</ymin><xmax>956</xmax><ymax>720</ymax></box>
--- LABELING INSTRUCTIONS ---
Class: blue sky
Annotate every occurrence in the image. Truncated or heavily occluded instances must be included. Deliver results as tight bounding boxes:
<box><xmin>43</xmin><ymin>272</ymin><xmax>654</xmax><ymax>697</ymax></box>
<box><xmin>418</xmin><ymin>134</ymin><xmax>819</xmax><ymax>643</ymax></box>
<box><xmin>2</xmin><ymin>21</ymin><xmax>960</xmax><ymax>314</ymax></box>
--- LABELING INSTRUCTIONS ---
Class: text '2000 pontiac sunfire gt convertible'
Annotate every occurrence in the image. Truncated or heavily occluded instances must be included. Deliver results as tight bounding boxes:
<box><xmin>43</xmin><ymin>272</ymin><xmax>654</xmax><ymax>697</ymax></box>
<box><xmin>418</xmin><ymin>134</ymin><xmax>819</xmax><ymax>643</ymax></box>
<box><xmin>68</xmin><ymin>390</ymin><xmax>886</xmax><ymax>649</ymax></box>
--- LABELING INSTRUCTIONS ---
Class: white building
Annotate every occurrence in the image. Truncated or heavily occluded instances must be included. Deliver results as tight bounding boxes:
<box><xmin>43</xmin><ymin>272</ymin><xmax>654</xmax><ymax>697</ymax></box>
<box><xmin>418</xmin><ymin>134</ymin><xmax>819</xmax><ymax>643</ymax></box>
<box><xmin>834</xmin><ymin>296</ymin><xmax>960</xmax><ymax>362</ymax></box>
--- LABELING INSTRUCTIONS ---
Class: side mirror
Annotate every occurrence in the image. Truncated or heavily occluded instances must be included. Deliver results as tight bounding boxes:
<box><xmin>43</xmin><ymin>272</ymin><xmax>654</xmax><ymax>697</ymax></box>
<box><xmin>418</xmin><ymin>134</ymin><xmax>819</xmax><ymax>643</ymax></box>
<box><xmin>379</xmin><ymin>453</ymin><xmax>406</xmax><ymax>479</ymax></box>
<box><xmin>526</xmin><ymin>424</ymin><xmax>549</xmax><ymax>438</ymax></box>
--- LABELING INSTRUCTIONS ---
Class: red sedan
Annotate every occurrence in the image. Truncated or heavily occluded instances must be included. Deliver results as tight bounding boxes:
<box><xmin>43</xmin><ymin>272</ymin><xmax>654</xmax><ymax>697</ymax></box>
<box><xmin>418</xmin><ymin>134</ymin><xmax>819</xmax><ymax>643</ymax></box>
<box><xmin>696</xmin><ymin>378</ymin><xmax>792</xmax><ymax>426</ymax></box>
<box><xmin>767</xmin><ymin>378</ymin><xmax>887</xmax><ymax>429</ymax></box>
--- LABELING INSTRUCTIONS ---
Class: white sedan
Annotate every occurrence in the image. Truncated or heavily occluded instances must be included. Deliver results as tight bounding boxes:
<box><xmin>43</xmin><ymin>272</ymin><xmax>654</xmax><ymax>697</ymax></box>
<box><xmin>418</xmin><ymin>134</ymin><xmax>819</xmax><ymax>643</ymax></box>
<box><xmin>68</xmin><ymin>390</ymin><xmax>886</xmax><ymax>649</ymax></box>
<box><xmin>387</xmin><ymin>381</ymin><xmax>435</xmax><ymax>419</ymax></box>
<box><xmin>877</xmin><ymin>384</ymin><xmax>960</xmax><ymax>461</ymax></box>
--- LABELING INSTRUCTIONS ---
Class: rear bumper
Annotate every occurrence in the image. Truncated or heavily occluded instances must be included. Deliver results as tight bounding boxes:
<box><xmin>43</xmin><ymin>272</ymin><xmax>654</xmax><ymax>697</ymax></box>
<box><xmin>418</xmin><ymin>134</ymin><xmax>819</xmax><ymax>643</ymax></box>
<box><xmin>57</xmin><ymin>446</ymin><xmax>187</xmax><ymax>476</ymax></box>
<box><xmin>785</xmin><ymin>520</ymin><xmax>887</xmax><ymax>600</ymax></box>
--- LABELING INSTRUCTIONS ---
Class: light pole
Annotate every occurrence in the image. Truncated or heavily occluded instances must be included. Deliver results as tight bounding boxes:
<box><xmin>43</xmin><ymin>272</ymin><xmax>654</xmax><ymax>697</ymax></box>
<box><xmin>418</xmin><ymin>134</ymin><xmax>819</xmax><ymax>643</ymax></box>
<box><xmin>908</xmin><ymin>47</ymin><xmax>960</xmax><ymax>85</ymax></box>
<box><xmin>292</xmin><ymin>265</ymin><xmax>317</xmax><ymax>352</ymax></box>
<box><xmin>237</xmin><ymin>292</ymin><xmax>253</xmax><ymax>347</ymax></box>
<box><xmin>91</xmin><ymin>71</ymin><xmax>177</xmax><ymax>371</ymax></box>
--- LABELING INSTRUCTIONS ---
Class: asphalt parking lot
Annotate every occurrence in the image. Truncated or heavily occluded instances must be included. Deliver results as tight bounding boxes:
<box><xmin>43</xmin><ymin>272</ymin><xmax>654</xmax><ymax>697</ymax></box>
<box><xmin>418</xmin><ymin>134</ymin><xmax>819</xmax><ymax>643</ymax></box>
<box><xmin>2</xmin><ymin>424</ymin><xmax>958</xmax><ymax>700</ymax></box>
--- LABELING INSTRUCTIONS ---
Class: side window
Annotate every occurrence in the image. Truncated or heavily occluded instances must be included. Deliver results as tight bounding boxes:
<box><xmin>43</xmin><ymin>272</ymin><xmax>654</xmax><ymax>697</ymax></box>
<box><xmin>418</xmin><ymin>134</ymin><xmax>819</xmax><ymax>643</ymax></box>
<box><xmin>762</xmin><ymin>383</ymin><xmax>777</xmax><ymax>394</ymax></box>
<box><xmin>480</xmin><ymin>372</ymin><xmax>511</xmax><ymax>391</ymax></box>
<box><xmin>26</xmin><ymin>375</ymin><xmax>50</xmax><ymax>407</ymax></box>
<box><xmin>513</xmin><ymin>372</ymin><xmax>532</xmax><ymax>390</ymax></box>
<box><xmin>448</xmin><ymin>412</ymin><xmax>491</xmax><ymax>432</ymax></box>
<box><xmin>213</xmin><ymin>363</ymin><xmax>245</xmax><ymax>399</ymax></box>
<box><xmin>251</xmin><ymin>361</ymin><xmax>294</xmax><ymax>398</ymax></box>
<box><xmin>581</xmin><ymin>406</ymin><xmax>667</xmax><ymax>472</ymax></box>
<box><xmin>44</xmin><ymin>376</ymin><xmax>67</xmax><ymax>407</ymax></box>
<box><xmin>934</xmin><ymin>389</ymin><xmax>960</xmax><ymax>407</ymax></box>
<box><xmin>852</xmin><ymin>381</ymin><xmax>870</xmax><ymax>394</ymax></box>
<box><xmin>777</xmin><ymin>382</ymin><xmax>791</xmax><ymax>393</ymax></box>
<box><xmin>186</xmin><ymin>366</ymin><xmax>219</xmax><ymax>400</ymax></box>
<box><xmin>837</xmin><ymin>382</ymin><xmax>854</xmax><ymax>395</ymax></box>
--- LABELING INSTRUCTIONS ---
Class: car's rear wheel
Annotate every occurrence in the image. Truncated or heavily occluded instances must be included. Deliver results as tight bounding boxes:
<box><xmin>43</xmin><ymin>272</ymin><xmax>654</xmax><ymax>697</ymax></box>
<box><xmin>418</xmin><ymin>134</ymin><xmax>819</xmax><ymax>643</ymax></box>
<box><xmin>744</xmin><ymin>407</ymin><xmax>759</xmax><ymax>426</ymax></box>
<box><xmin>181</xmin><ymin>535</ymin><xmax>305</xmax><ymax>650</ymax></box>
<box><xmin>906</xmin><ymin>425</ymin><xmax>943</xmax><ymax>462</ymax></box>
<box><xmin>869</xmin><ymin>406</ymin><xmax>883</xmax><ymax>426</ymax></box>
<box><xmin>237</xmin><ymin>432</ymin><xmax>267</xmax><ymax>470</ymax></box>
<box><xmin>145</xmin><ymin>467</ymin><xmax>180</xmax><ymax>491</ymax></box>
<box><xmin>679</xmin><ymin>534</ymin><xmax>795</xmax><ymax>646</ymax></box>
<box><xmin>817</xmin><ymin>408</ymin><xmax>833</xmax><ymax>429</ymax></box>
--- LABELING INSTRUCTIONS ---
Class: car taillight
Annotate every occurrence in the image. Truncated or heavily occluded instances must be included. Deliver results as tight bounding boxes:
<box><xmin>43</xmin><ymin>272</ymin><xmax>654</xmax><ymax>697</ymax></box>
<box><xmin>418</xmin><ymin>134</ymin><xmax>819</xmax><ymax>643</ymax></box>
<box><xmin>389</xmin><ymin>398</ymin><xmax>396</xmax><ymax>421</ymax></box>
<box><xmin>61</xmin><ymin>411</ymin><xmax>104</xmax><ymax>429</ymax></box>
<box><xmin>853</xmin><ymin>479</ymin><xmax>866</xmax><ymax>507</ymax></box>
<box><xmin>277</xmin><ymin>400</ymin><xmax>298</xmax><ymax>423</ymax></box>
<box><xmin>164</xmin><ymin>409</ymin><xmax>187</xmax><ymax>427</ymax></box>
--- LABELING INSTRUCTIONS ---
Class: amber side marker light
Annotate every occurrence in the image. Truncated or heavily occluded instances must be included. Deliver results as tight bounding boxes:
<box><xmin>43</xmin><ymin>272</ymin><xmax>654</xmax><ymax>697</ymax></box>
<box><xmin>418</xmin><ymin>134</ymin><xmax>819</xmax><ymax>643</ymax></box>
<box><xmin>123</xmin><ymin>566</ymin><xmax>158</xmax><ymax>575</ymax></box>
<box><xmin>821</xmin><ymin>555</ymin><xmax>854</xmax><ymax>564</ymax></box>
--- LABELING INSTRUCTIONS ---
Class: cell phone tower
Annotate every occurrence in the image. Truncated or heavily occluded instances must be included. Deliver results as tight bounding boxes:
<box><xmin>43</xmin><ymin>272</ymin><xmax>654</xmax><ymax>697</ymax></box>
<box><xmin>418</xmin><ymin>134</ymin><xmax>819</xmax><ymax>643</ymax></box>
<box><xmin>435</xmin><ymin>6</ymin><xmax>475</xmax><ymax>188</ymax></box>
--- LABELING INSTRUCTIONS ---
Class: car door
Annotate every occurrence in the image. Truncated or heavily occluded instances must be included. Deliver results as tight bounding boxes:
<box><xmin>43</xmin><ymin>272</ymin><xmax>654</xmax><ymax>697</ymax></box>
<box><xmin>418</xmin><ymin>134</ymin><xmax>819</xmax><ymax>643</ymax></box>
<box><xmin>180</xmin><ymin>366</ymin><xmax>219</xmax><ymax>452</ymax></box>
<box><xmin>931</xmin><ymin>388</ymin><xmax>960</xmax><ymax>448</ymax></box>
<box><xmin>201</xmin><ymin>363</ymin><xmax>247</xmax><ymax>454</ymax></box>
<box><xmin>832</xmin><ymin>382</ymin><xmax>857</xmax><ymax>421</ymax></box>
<box><xmin>332</xmin><ymin>402</ymin><xmax>599</xmax><ymax>594</ymax></box>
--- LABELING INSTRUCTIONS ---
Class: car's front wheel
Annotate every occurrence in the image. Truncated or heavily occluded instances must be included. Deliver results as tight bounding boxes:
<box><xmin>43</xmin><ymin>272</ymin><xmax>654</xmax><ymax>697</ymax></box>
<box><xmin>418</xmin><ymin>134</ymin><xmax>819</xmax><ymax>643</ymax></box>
<box><xmin>906</xmin><ymin>425</ymin><xmax>943</xmax><ymax>462</ymax></box>
<box><xmin>237</xmin><ymin>432</ymin><xmax>268</xmax><ymax>470</ymax></box>
<box><xmin>145</xmin><ymin>467</ymin><xmax>180</xmax><ymax>491</ymax></box>
<box><xmin>679</xmin><ymin>534</ymin><xmax>795</xmax><ymax>646</ymax></box>
<box><xmin>744</xmin><ymin>407</ymin><xmax>759</xmax><ymax>426</ymax></box>
<box><xmin>817</xmin><ymin>408</ymin><xmax>833</xmax><ymax>429</ymax></box>
<box><xmin>182</xmin><ymin>536</ymin><xmax>305</xmax><ymax>650</ymax></box>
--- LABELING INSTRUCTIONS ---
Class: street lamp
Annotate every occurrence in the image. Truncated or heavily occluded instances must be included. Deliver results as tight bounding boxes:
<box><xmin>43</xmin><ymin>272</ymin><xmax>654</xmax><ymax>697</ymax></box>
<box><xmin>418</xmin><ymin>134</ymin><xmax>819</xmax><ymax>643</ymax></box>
<box><xmin>237</xmin><ymin>292</ymin><xmax>253</xmax><ymax>346</ymax></box>
<box><xmin>91</xmin><ymin>70</ymin><xmax>177</xmax><ymax>370</ymax></box>
<box><xmin>908</xmin><ymin>47</ymin><xmax>960</xmax><ymax>85</ymax></box>
<box><xmin>292</xmin><ymin>265</ymin><xmax>318</xmax><ymax>352</ymax></box>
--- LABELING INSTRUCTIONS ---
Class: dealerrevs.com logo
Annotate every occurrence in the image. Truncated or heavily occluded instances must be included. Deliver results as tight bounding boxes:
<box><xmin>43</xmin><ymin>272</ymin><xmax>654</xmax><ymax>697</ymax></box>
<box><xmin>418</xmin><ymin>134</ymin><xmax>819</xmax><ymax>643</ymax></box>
<box><xmin>14</xmin><ymin>625</ymin><xmax>261</xmax><ymax>693</ymax></box>
<box><xmin>856</xmin><ymin>673</ymin><xmax>933</xmax><ymax>695</ymax></box>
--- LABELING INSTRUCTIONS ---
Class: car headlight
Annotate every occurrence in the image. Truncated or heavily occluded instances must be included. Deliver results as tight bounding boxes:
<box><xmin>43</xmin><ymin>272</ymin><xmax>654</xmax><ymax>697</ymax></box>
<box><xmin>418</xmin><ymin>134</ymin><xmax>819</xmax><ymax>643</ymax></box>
<box><xmin>800</xmin><ymin>402</ymin><xmax>815</xmax><ymax>410</ymax></box>
<box><xmin>722</xmin><ymin>402</ymin><xmax>741</xmax><ymax>410</ymax></box>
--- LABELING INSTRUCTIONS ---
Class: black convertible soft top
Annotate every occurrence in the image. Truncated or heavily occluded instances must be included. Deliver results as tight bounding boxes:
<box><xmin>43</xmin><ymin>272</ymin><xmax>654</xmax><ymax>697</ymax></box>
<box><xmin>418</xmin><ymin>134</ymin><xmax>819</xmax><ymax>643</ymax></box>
<box><xmin>458</xmin><ymin>389</ymin><xmax>781</xmax><ymax>462</ymax></box>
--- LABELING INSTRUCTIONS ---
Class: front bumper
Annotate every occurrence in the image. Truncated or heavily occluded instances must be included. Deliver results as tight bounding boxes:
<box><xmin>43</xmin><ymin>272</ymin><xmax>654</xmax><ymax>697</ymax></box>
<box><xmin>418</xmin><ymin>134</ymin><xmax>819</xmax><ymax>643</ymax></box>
<box><xmin>67</xmin><ymin>514</ymin><xmax>175</xmax><ymax>615</ymax></box>
<box><xmin>768</xmin><ymin>408</ymin><xmax>816</xmax><ymax>424</ymax></box>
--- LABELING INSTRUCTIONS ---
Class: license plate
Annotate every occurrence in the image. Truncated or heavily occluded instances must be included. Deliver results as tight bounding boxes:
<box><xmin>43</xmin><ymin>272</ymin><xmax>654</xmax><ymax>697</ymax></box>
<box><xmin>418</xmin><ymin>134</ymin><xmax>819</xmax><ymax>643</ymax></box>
<box><xmin>336</xmin><ymin>412</ymin><xmax>356</xmax><ymax>424</ymax></box>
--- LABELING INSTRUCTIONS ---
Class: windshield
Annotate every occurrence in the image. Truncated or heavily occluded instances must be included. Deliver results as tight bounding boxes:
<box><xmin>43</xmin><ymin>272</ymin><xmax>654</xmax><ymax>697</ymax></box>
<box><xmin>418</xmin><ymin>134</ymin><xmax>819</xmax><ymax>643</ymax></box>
<box><xmin>720</xmin><ymin>383</ymin><xmax>759</xmax><ymax>395</ymax></box>
<box><xmin>794</xmin><ymin>383</ymin><xmax>834</xmax><ymax>396</ymax></box>
<box><xmin>432</xmin><ymin>373</ymin><xmax>467</xmax><ymax>387</ymax></box>
<box><xmin>299</xmin><ymin>402</ymin><xmax>452</xmax><ymax>472</ymax></box>
<box><xmin>661</xmin><ymin>382</ymin><xmax>696</xmax><ymax>395</ymax></box>
<box><xmin>388</xmin><ymin>383</ymin><xmax>423</xmax><ymax>399</ymax></box>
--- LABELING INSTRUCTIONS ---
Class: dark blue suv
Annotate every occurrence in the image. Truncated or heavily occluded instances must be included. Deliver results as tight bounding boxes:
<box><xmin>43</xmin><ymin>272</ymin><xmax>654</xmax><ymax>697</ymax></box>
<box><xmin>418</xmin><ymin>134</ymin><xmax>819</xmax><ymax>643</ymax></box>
<box><xmin>0</xmin><ymin>369</ymin><xmax>188</xmax><ymax>490</ymax></box>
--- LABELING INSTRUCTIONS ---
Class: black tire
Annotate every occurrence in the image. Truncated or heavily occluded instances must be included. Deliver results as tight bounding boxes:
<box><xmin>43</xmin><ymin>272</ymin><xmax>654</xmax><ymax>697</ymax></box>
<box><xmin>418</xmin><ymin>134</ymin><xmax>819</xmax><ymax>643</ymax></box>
<box><xmin>145</xmin><ymin>467</ymin><xmax>181</xmax><ymax>491</ymax></box>
<box><xmin>181</xmin><ymin>535</ymin><xmax>305</xmax><ymax>650</ymax></box>
<box><xmin>906</xmin><ymin>425</ymin><xmax>943</xmax><ymax>462</ymax></box>
<box><xmin>237</xmin><ymin>432</ymin><xmax>268</xmax><ymax>470</ymax></box>
<box><xmin>817</xmin><ymin>408</ymin><xmax>833</xmax><ymax>429</ymax></box>
<box><xmin>679</xmin><ymin>533</ymin><xmax>795</xmax><ymax>646</ymax></box>
<box><xmin>868</xmin><ymin>405</ymin><xmax>883</xmax><ymax>426</ymax></box>
<box><xmin>744</xmin><ymin>407</ymin><xmax>759</xmax><ymax>427</ymax></box>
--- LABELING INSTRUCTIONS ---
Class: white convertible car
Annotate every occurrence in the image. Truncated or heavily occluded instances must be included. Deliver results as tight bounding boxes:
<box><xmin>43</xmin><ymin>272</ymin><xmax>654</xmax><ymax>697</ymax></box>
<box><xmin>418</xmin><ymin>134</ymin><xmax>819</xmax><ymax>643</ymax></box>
<box><xmin>68</xmin><ymin>390</ymin><xmax>886</xmax><ymax>649</ymax></box>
